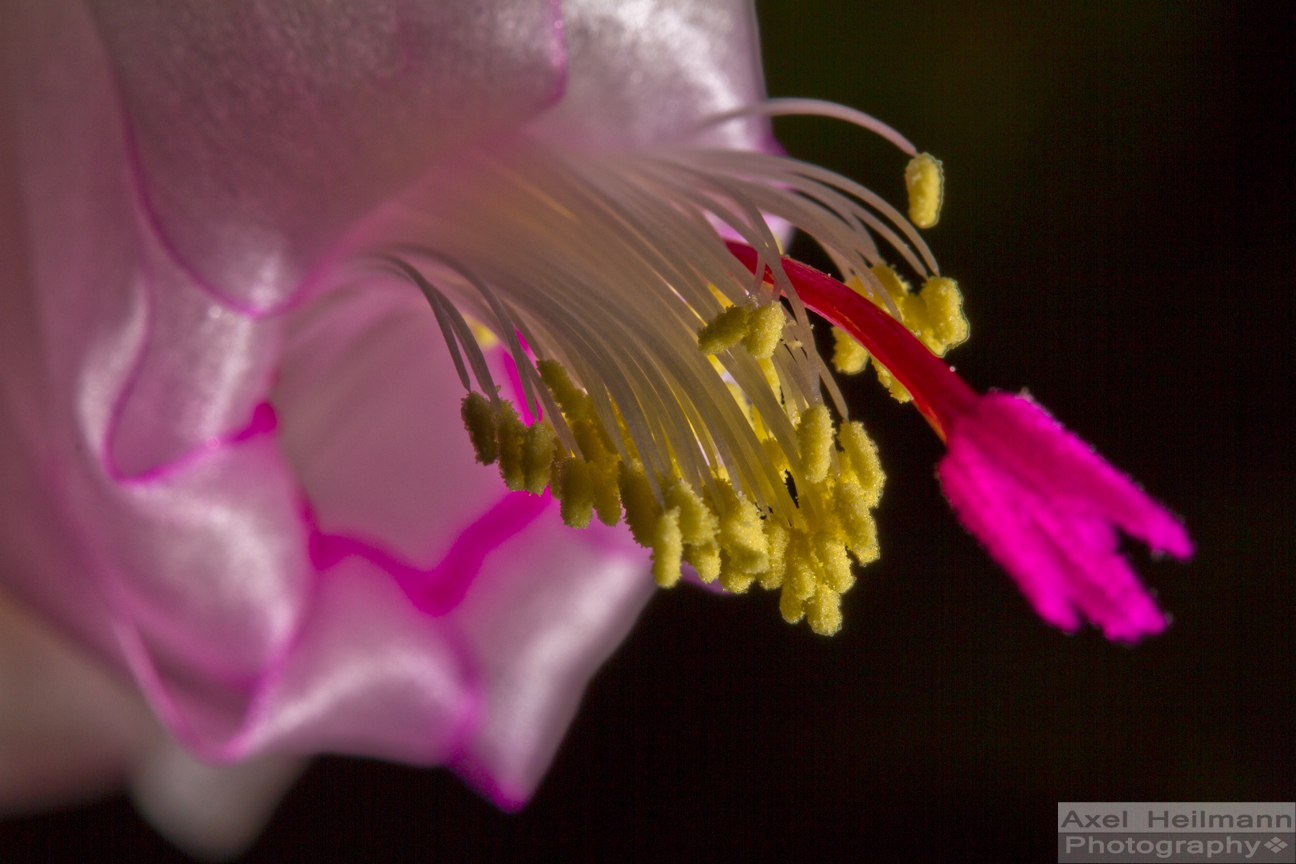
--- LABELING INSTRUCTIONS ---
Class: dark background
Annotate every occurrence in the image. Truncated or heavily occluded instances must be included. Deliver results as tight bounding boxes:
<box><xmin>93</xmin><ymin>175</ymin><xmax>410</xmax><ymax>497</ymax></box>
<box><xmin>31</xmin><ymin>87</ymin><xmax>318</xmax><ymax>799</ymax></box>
<box><xmin>2</xmin><ymin>1</ymin><xmax>1290</xmax><ymax>860</ymax></box>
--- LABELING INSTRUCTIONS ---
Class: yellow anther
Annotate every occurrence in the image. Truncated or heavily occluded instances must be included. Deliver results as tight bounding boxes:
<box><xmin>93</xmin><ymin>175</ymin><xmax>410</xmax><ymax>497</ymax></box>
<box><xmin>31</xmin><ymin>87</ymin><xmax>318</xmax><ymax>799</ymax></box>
<box><xmin>619</xmin><ymin>461</ymin><xmax>661</xmax><ymax>547</ymax></box>
<box><xmin>900</xmin><ymin>293</ymin><xmax>943</xmax><ymax>354</ymax></box>
<box><xmin>719</xmin><ymin>491</ymin><xmax>770</xmax><ymax>575</ymax></box>
<box><xmin>847</xmin><ymin>267</ymin><xmax>926</xmax><ymax>398</ymax></box>
<box><xmin>460</xmin><ymin>393</ymin><xmax>499</xmax><ymax>466</ymax></box>
<box><xmin>860</xmin><ymin>266</ymin><xmax>967</xmax><ymax>358</ymax></box>
<box><xmin>905</xmin><ymin>152</ymin><xmax>944</xmax><ymax>229</ymax></box>
<box><xmin>786</xmin><ymin>534</ymin><xmax>818</xmax><ymax>601</ymax></box>
<box><xmin>653</xmin><ymin>507</ymin><xmax>684</xmax><ymax>587</ymax></box>
<box><xmin>573</xmin><ymin>416</ymin><xmax>616</xmax><ymax>466</ymax></box>
<box><xmin>591</xmin><ymin>463</ymin><xmax>622</xmax><ymax>527</ymax></box>
<box><xmin>719</xmin><ymin>567</ymin><xmax>755</xmax><ymax>594</ymax></box>
<box><xmin>557</xmin><ymin>456</ymin><xmax>595</xmax><ymax>529</ymax></box>
<box><xmin>837</xmin><ymin>421</ymin><xmax>884</xmax><ymax>506</ymax></box>
<box><xmin>807</xmin><ymin>587</ymin><xmax>843</xmax><ymax>636</ymax></box>
<box><xmin>685</xmin><ymin>541</ymin><xmax>721</xmax><ymax>583</ymax></box>
<box><xmin>779</xmin><ymin>581</ymin><xmax>805</xmax><ymax>624</ymax></box>
<box><xmin>697</xmin><ymin>305</ymin><xmax>751</xmax><ymax>355</ymax></box>
<box><xmin>761</xmin><ymin>433</ymin><xmax>790</xmax><ymax>478</ymax></box>
<box><xmin>920</xmin><ymin>276</ymin><xmax>969</xmax><ymax>350</ymax></box>
<box><xmin>832</xmin><ymin>327</ymin><xmax>869</xmax><ymax>374</ymax></box>
<box><xmin>664</xmin><ymin>481</ymin><xmax>718</xmax><ymax>546</ymax></box>
<box><xmin>809</xmin><ymin>487</ymin><xmax>844</xmax><ymax>549</ymax></box>
<box><xmin>869</xmin><ymin>264</ymin><xmax>912</xmax><ymax>302</ymax></box>
<box><xmin>522</xmin><ymin>422</ymin><xmax>557</xmax><ymax>495</ymax></box>
<box><xmin>875</xmin><ymin>363</ymin><xmax>912</xmax><ymax>403</ymax></box>
<box><xmin>760</xmin><ymin>519</ymin><xmax>790</xmax><ymax>590</ymax></box>
<box><xmin>856</xmin><ymin>268</ymin><xmax>925</xmax><ymax>400</ymax></box>
<box><xmin>836</xmin><ymin>481</ymin><xmax>880</xmax><ymax>565</ymax></box>
<box><xmin>797</xmin><ymin>405</ymin><xmax>834</xmax><ymax>484</ymax></box>
<box><xmin>496</xmin><ymin>401</ymin><xmax>528</xmax><ymax>490</ymax></box>
<box><xmin>537</xmin><ymin>358</ymin><xmax>591</xmax><ymax>422</ymax></box>
<box><xmin>742</xmin><ymin>304</ymin><xmax>785</xmax><ymax>359</ymax></box>
<box><xmin>458</xmin><ymin>335</ymin><xmax>893</xmax><ymax>636</ymax></box>
<box><xmin>814</xmin><ymin>533</ymin><xmax>855</xmax><ymax>593</ymax></box>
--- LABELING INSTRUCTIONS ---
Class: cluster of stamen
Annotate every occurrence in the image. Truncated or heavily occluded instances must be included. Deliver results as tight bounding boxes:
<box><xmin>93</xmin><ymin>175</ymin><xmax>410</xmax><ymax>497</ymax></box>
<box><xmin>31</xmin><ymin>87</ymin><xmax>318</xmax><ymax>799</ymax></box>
<box><xmin>460</xmin><ymin>300</ymin><xmax>886</xmax><ymax>636</ymax></box>
<box><xmin>381</xmin><ymin>102</ymin><xmax>962</xmax><ymax>636</ymax></box>
<box><xmin>832</xmin><ymin>264</ymin><xmax>969</xmax><ymax>402</ymax></box>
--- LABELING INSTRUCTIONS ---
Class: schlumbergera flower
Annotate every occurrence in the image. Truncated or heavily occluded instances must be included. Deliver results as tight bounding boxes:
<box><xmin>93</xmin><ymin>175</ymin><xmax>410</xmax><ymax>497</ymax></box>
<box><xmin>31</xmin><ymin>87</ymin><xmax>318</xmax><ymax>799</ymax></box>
<box><xmin>0</xmin><ymin>0</ymin><xmax>1192</xmax><ymax>858</ymax></box>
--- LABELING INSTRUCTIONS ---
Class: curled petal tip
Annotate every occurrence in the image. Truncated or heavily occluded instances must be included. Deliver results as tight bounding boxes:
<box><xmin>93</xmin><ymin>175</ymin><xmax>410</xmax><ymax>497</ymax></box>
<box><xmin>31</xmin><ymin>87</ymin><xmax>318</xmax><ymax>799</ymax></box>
<box><xmin>938</xmin><ymin>393</ymin><xmax>1189</xmax><ymax>643</ymax></box>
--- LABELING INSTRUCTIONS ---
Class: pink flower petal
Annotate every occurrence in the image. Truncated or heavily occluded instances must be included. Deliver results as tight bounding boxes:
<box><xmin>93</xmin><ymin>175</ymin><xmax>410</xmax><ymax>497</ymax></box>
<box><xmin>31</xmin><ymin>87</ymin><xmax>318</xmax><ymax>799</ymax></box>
<box><xmin>269</xmin><ymin>270</ymin><xmax>652</xmax><ymax>791</ymax></box>
<box><xmin>83</xmin><ymin>0</ymin><xmax>568</xmax><ymax>312</ymax></box>
<box><xmin>938</xmin><ymin>393</ymin><xmax>1191</xmax><ymax>642</ymax></box>
<box><xmin>4</xmin><ymin>0</ymin><xmax>762</xmax><ymax>844</ymax></box>
<box><xmin>530</xmin><ymin>0</ymin><xmax>775</xmax><ymax>152</ymax></box>
<box><xmin>447</xmin><ymin>515</ymin><xmax>654</xmax><ymax>809</ymax></box>
<box><xmin>4</xmin><ymin>0</ymin><xmax>313</xmax><ymax>710</ymax></box>
<box><xmin>274</xmin><ymin>280</ymin><xmax>520</xmax><ymax>565</ymax></box>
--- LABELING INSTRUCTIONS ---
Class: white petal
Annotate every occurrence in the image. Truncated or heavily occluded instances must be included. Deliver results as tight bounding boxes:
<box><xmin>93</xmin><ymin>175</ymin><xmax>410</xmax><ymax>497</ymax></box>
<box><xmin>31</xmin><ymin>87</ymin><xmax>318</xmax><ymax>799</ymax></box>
<box><xmin>531</xmin><ymin>0</ymin><xmax>774</xmax><ymax>151</ymax></box>
<box><xmin>130</xmin><ymin>740</ymin><xmax>306</xmax><ymax>861</ymax></box>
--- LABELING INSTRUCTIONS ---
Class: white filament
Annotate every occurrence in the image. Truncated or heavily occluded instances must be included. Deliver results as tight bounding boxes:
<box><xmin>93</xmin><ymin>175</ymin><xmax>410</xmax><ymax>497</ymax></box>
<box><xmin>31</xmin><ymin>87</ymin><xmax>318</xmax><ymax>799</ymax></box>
<box><xmin>689</xmin><ymin>98</ymin><xmax>919</xmax><ymax>157</ymax></box>
<box><xmin>372</xmin><ymin>126</ymin><xmax>932</xmax><ymax>518</ymax></box>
